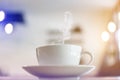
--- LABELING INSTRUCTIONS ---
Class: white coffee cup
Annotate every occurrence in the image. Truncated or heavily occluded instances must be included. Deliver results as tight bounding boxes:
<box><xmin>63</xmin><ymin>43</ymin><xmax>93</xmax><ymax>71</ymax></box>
<box><xmin>36</xmin><ymin>44</ymin><xmax>93</xmax><ymax>66</ymax></box>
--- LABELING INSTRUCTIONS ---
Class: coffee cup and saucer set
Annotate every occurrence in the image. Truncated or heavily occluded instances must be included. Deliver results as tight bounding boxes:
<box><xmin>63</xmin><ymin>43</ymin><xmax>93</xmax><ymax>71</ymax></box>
<box><xmin>22</xmin><ymin>44</ymin><xmax>95</xmax><ymax>78</ymax></box>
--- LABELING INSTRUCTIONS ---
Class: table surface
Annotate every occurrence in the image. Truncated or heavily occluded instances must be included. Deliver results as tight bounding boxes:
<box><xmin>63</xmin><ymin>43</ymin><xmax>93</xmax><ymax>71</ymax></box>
<box><xmin>0</xmin><ymin>76</ymin><xmax>120</xmax><ymax>80</ymax></box>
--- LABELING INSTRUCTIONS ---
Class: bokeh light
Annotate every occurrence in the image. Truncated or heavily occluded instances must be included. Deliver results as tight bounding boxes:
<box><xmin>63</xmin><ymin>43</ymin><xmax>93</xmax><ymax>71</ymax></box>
<box><xmin>107</xmin><ymin>21</ymin><xmax>116</xmax><ymax>33</ymax></box>
<box><xmin>116</xmin><ymin>29</ymin><xmax>120</xmax><ymax>56</ymax></box>
<box><xmin>0</xmin><ymin>10</ymin><xmax>5</xmax><ymax>22</ymax></box>
<box><xmin>118</xmin><ymin>12</ymin><xmax>120</xmax><ymax>20</ymax></box>
<box><xmin>4</xmin><ymin>23</ymin><xmax>13</xmax><ymax>34</ymax></box>
<box><xmin>101</xmin><ymin>31</ymin><xmax>110</xmax><ymax>42</ymax></box>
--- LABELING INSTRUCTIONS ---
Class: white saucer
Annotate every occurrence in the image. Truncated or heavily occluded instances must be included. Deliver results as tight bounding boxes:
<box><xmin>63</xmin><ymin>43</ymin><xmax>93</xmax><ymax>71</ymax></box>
<box><xmin>22</xmin><ymin>65</ymin><xmax>95</xmax><ymax>78</ymax></box>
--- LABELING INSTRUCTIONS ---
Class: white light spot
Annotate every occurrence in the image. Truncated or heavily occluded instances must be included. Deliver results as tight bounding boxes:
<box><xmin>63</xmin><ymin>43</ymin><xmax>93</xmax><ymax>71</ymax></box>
<box><xmin>101</xmin><ymin>31</ymin><xmax>110</xmax><ymax>42</ymax></box>
<box><xmin>116</xmin><ymin>29</ymin><xmax>120</xmax><ymax>59</ymax></box>
<box><xmin>4</xmin><ymin>23</ymin><xmax>13</xmax><ymax>34</ymax></box>
<box><xmin>0</xmin><ymin>11</ymin><xmax>5</xmax><ymax>21</ymax></box>
<box><xmin>108</xmin><ymin>21</ymin><xmax>116</xmax><ymax>33</ymax></box>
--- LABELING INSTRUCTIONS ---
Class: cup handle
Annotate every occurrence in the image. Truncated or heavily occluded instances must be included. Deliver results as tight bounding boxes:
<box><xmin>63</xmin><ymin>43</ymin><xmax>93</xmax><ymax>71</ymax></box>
<box><xmin>81</xmin><ymin>51</ymin><xmax>94</xmax><ymax>65</ymax></box>
<box><xmin>36</xmin><ymin>48</ymin><xmax>40</xmax><ymax>63</ymax></box>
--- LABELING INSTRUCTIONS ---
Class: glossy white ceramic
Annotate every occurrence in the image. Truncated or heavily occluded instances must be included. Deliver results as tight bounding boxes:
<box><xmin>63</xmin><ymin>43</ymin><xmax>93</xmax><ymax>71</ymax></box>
<box><xmin>23</xmin><ymin>65</ymin><xmax>95</xmax><ymax>78</ymax></box>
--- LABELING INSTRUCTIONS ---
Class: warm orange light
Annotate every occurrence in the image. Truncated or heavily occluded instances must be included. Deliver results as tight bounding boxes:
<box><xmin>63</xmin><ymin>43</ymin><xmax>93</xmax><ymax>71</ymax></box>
<box><xmin>118</xmin><ymin>12</ymin><xmax>120</xmax><ymax>20</ymax></box>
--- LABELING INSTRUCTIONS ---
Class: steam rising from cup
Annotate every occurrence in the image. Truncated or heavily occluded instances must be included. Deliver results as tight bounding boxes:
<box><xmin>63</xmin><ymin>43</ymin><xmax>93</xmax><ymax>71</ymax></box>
<box><xmin>62</xmin><ymin>11</ymin><xmax>73</xmax><ymax>44</ymax></box>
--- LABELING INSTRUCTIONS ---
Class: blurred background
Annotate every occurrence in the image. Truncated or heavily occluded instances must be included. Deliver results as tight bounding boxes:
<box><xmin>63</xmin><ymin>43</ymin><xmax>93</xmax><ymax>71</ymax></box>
<box><xmin>0</xmin><ymin>0</ymin><xmax>120</xmax><ymax>77</ymax></box>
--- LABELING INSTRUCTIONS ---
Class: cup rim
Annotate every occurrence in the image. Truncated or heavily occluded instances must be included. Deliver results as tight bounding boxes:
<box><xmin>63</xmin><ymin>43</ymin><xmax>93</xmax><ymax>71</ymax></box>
<box><xmin>36</xmin><ymin>44</ymin><xmax>82</xmax><ymax>49</ymax></box>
